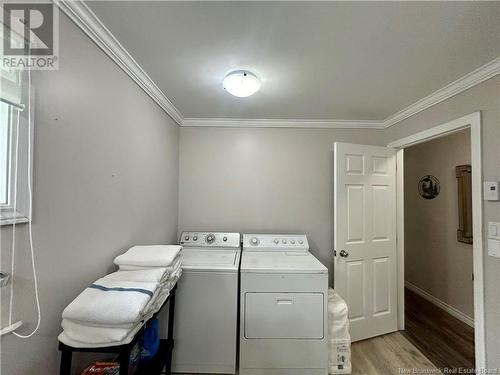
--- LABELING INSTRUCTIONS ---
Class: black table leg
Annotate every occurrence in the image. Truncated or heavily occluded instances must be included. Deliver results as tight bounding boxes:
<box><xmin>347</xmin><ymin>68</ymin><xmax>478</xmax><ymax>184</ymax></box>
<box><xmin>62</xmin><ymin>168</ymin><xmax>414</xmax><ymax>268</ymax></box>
<box><xmin>167</xmin><ymin>289</ymin><xmax>176</xmax><ymax>344</ymax></box>
<box><xmin>119</xmin><ymin>349</ymin><xmax>130</xmax><ymax>375</ymax></box>
<box><xmin>60</xmin><ymin>349</ymin><xmax>72</xmax><ymax>375</ymax></box>
<box><xmin>165</xmin><ymin>288</ymin><xmax>176</xmax><ymax>374</ymax></box>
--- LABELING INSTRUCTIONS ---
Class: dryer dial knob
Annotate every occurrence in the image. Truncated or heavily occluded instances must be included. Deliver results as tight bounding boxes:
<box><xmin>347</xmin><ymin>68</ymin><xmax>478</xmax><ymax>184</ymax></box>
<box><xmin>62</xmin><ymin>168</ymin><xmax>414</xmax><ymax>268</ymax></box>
<box><xmin>274</xmin><ymin>239</ymin><xmax>279</xmax><ymax>244</ymax></box>
<box><xmin>206</xmin><ymin>234</ymin><xmax>215</xmax><ymax>244</ymax></box>
<box><xmin>193</xmin><ymin>236</ymin><xmax>198</xmax><ymax>241</ymax></box>
<box><xmin>250</xmin><ymin>237</ymin><xmax>259</xmax><ymax>246</ymax></box>
<box><xmin>184</xmin><ymin>235</ymin><xmax>190</xmax><ymax>241</ymax></box>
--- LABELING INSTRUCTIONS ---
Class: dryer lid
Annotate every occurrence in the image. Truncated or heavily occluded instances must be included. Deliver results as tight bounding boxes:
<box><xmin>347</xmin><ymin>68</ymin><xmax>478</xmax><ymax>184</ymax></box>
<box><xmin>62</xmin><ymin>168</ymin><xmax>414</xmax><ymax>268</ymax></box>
<box><xmin>240</xmin><ymin>251</ymin><xmax>327</xmax><ymax>274</ymax></box>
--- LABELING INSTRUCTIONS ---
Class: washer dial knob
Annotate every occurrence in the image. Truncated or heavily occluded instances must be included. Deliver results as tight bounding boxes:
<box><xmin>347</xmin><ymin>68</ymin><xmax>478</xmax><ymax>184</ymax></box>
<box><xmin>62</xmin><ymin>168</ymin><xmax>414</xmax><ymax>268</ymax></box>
<box><xmin>193</xmin><ymin>235</ymin><xmax>198</xmax><ymax>241</ymax></box>
<box><xmin>250</xmin><ymin>237</ymin><xmax>259</xmax><ymax>246</ymax></box>
<box><xmin>206</xmin><ymin>233</ymin><xmax>216</xmax><ymax>244</ymax></box>
<box><xmin>274</xmin><ymin>239</ymin><xmax>279</xmax><ymax>244</ymax></box>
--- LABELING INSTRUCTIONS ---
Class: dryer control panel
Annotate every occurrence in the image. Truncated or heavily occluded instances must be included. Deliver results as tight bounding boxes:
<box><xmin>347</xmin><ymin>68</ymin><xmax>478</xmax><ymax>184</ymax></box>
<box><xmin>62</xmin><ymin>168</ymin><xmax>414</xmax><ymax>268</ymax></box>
<box><xmin>242</xmin><ymin>234</ymin><xmax>309</xmax><ymax>252</ymax></box>
<box><xmin>180</xmin><ymin>231</ymin><xmax>241</xmax><ymax>248</ymax></box>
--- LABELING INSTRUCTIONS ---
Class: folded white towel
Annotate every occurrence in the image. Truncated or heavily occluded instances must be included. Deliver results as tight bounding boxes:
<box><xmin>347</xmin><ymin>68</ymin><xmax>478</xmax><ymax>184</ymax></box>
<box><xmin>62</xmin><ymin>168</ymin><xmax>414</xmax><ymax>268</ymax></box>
<box><xmin>146</xmin><ymin>267</ymin><xmax>182</xmax><ymax>315</ymax></box>
<box><xmin>118</xmin><ymin>255</ymin><xmax>182</xmax><ymax>272</ymax></box>
<box><xmin>104</xmin><ymin>262</ymin><xmax>177</xmax><ymax>283</ymax></box>
<box><xmin>61</xmin><ymin>319</ymin><xmax>142</xmax><ymax>344</ymax></box>
<box><xmin>62</xmin><ymin>279</ymin><xmax>156</xmax><ymax>326</ymax></box>
<box><xmin>59</xmin><ymin>267</ymin><xmax>182</xmax><ymax>347</ymax></box>
<box><xmin>58</xmin><ymin>324</ymin><xmax>142</xmax><ymax>348</ymax></box>
<box><xmin>114</xmin><ymin>245</ymin><xmax>181</xmax><ymax>268</ymax></box>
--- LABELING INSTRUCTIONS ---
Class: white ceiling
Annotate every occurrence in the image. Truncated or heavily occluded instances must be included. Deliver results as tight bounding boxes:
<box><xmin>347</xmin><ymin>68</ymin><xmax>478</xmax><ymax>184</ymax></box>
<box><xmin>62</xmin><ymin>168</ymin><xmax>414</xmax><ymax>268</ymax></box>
<box><xmin>87</xmin><ymin>1</ymin><xmax>500</xmax><ymax>121</ymax></box>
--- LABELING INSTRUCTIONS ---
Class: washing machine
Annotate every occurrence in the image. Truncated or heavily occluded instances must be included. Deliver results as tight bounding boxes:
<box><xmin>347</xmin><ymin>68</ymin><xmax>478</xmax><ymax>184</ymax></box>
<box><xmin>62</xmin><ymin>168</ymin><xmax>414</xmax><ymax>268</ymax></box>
<box><xmin>172</xmin><ymin>231</ymin><xmax>241</xmax><ymax>374</ymax></box>
<box><xmin>239</xmin><ymin>234</ymin><xmax>328</xmax><ymax>375</ymax></box>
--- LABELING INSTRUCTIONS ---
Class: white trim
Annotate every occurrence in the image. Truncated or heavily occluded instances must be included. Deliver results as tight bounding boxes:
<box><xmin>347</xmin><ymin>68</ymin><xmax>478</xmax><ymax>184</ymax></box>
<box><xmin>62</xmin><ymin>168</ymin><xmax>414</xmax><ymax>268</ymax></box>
<box><xmin>55</xmin><ymin>0</ymin><xmax>183</xmax><ymax>125</ymax></box>
<box><xmin>384</xmin><ymin>58</ymin><xmax>500</xmax><ymax>128</ymax></box>
<box><xmin>182</xmin><ymin>118</ymin><xmax>384</xmax><ymax>129</ymax></box>
<box><xmin>405</xmin><ymin>282</ymin><xmax>474</xmax><ymax>328</ymax></box>
<box><xmin>470</xmin><ymin>115</ymin><xmax>485</xmax><ymax>370</ymax></box>
<box><xmin>387</xmin><ymin>112</ymin><xmax>479</xmax><ymax>149</ymax></box>
<box><xmin>396</xmin><ymin>149</ymin><xmax>405</xmax><ymax>331</ymax></box>
<box><xmin>389</xmin><ymin>111</ymin><xmax>486</xmax><ymax>370</ymax></box>
<box><xmin>56</xmin><ymin>1</ymin><xmax>499</xmax><ymax>129</ymax></box>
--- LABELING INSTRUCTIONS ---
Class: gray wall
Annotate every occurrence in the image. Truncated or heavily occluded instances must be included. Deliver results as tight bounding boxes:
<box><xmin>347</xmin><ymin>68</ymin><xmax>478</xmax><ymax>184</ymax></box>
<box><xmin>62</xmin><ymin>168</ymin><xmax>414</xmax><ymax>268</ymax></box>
<box><xmin>0</xmin><ymin>15</ymin><xmax>180</xmax><ymax>375</ymax></box>
<box><xmin>178</xmin><ymin>127</ymin><xmax>386</xmax><ymax>284</ymax></box>
<box><xmin>404</xmin><ymin>130</ymin><xmax>473</xmax><ymax>318</ymax></box>
<box><xmin>384</xmin><ymin>75</ymin><xmax>500</xmax><ymax>369</ymax></box>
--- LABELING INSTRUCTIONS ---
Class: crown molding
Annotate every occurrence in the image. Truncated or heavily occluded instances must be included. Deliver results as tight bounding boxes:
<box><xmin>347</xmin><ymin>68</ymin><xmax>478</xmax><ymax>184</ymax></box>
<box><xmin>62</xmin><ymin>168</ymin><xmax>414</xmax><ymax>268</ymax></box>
<box><xmin>55</xmin><ymin>0</ymin><xmax>183</xmax><ymax>125</ymax></box>
<box><xmin>58</xmin><ymin>1</ymin><xmax>498</xmax><ymax>130</ymax></box>
<box><xmin>383</xmin><ymin>57</ymin><xmax>500</xmax><ymax>128</ymax></box>
<box><xmin>181</xmin><ymin>118</ymin><xmax>385</xmax><ymax>129</ymax></box>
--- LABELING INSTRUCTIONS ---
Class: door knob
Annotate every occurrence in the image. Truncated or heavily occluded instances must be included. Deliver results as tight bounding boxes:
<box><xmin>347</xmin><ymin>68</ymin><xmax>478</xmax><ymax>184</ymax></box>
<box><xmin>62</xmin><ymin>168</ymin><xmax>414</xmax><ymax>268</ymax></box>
<box><xmin>339</xmin><ymin>250</ymin><xmax>349</xmax><ymax>258</ymax></box>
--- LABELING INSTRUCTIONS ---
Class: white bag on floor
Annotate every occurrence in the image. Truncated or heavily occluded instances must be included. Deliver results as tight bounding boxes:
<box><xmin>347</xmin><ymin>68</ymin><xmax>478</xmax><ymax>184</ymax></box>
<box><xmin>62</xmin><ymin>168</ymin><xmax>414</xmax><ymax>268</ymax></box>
<box><xmin>328</xmin><ymin>288</ymin><xmax>351</xmax><ymax>374</ymax></box>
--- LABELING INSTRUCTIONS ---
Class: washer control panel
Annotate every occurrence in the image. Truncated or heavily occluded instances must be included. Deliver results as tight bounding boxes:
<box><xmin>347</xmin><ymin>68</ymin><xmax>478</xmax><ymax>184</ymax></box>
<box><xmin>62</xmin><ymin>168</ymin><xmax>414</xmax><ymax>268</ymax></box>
<box><xmin>180</xmin><ymin>231</ymin><xmax>241</xmax><ymax>248</ymax></box>
<box><xmin>242</xmin><ymin>234</ymin><xmax>309</xmax><ymax>251</ymax></box>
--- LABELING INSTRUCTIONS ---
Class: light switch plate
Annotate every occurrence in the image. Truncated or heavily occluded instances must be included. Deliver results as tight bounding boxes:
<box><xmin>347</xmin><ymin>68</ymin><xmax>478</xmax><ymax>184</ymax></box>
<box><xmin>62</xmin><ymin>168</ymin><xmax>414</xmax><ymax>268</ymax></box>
<box><xmin>488</xmin><ymin>222</ymin><xmax>500</xmax><ymax>240</ymax></box>
<box><xmin>483</xmin><ymin>181</ymin><xmax>499</xmax><ymax>201</ymax></box>
<box><xmin>487</xmin><ymin>222</ymin><xmax>500</xmax><ymax>258</ymax></box>
<box><xmin>488</xmin><ymin>239</ymin><xmax>500</xmax><ymax>258</ymax></box>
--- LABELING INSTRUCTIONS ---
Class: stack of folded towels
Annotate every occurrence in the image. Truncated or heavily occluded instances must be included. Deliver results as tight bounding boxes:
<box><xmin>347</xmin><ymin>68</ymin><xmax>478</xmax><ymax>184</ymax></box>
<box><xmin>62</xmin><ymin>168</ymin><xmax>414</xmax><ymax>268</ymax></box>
<box><xmin>58</xmin><ymin>245</ymin><xmax>182</xmax><ymax>348</ymax></box>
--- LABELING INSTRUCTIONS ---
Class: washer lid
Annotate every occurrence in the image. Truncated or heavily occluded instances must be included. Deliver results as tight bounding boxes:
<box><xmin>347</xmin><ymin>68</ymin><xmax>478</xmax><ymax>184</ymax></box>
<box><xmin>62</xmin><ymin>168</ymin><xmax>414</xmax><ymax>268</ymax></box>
<box><xmin>181</xmin><ymin>249</ymin><xmax>240</xmax><ymax>272</ymax></box>
<box><xmin>240</xmin><ymin>251</ymin><xmax>327</xmax><ymax>274</ymax></box>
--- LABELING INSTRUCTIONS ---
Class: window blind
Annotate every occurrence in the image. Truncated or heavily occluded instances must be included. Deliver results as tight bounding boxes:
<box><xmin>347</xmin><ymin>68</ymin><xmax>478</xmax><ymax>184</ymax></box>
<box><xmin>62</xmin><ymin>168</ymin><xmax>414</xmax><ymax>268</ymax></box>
<box><xmin>0</xmin><ymin>24</ymin><xmax>24</xmax><ymax>109</ymax></box>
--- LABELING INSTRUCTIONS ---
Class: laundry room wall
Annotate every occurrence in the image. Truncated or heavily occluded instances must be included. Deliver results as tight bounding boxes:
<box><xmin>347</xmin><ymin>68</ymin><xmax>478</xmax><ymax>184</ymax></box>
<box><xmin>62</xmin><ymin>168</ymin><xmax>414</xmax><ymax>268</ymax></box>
<box><xmin>384</xmin><ymin>75</ymin><xmax>500</xmax><ymax>369</ymax></box>
<box><xmin>404</xmin><ymin>130</ymin><xmax>473</xmax><ymax>319</ymax></box>
<box><xmin>178</xmin><ymin>126</ymin><xmax>386</xmax><ymax>284</ymax></box>
<box><xmin>0</xmin><ymin>14</ymin><xmax>180</xmax><ymax>375</ymax></box>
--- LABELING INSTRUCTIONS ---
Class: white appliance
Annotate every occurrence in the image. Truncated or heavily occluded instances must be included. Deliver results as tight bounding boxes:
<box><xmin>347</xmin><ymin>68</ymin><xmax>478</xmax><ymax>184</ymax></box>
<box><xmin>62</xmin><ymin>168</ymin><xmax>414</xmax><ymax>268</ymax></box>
<box><xmin>239</xmin><ymin>234</ymin><xmax>329</xmax><ymax>375</ymax></box>
<box><xmin>172</xmin><ymin>231</ymin><xmax>241</xmax><ymax>374</ymax></box>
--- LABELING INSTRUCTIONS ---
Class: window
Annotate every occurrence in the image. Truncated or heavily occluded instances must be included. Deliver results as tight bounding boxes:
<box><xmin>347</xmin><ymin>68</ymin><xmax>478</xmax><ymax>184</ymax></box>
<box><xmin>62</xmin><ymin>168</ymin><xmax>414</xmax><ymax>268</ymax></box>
<box><xmin>0</xmin><ymin>102</ymin><xmax>11</xmax><ymax>205</ymax></box>
<box><xmin>0</xmin><ymin>66</ymin><xmax>32</xmax><ymax>225</ymax></box>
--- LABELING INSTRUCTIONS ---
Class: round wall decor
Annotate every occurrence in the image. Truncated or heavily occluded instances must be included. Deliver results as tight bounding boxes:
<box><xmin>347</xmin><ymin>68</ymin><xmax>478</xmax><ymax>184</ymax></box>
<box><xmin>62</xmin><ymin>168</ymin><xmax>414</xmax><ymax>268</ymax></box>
<box><xmin>418</xmin><ymin>175</ymin><xmax>440</xmax><ymax>199</ymax></box>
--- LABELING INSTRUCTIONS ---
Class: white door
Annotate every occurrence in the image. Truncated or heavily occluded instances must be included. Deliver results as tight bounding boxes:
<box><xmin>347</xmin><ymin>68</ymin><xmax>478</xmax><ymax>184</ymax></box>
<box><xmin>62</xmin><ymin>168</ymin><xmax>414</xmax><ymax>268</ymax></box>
<box><xmin>334</xmin><ymin>142</ymin><xmax>397</xmax><ymax>341</ymax></box>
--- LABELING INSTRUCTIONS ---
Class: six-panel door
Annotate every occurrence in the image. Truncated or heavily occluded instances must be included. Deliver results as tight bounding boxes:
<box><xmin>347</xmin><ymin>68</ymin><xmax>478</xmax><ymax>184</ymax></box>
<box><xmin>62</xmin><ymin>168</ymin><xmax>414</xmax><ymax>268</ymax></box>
<box><xmin>334</xmin><ymin>142</ymin><xmax>397</xmax><ymax>341</ymax></box>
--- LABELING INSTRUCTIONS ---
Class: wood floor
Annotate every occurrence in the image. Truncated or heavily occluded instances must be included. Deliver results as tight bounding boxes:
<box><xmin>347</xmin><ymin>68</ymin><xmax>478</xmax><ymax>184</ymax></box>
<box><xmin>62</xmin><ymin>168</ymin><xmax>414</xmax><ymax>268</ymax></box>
<box><xmin>175</xmin><ymin>331</ymin><xmax>438</xmax><ymax>375</ymax></box>
<box><xmin>351</xmin><ymin>332</ymin><xmax>438</xmax><ymax>375</ymax></box>
<box><xmin>403</xmin><ymin>287</ymin><xmax>475</xmax><ymax>371</ymax></box>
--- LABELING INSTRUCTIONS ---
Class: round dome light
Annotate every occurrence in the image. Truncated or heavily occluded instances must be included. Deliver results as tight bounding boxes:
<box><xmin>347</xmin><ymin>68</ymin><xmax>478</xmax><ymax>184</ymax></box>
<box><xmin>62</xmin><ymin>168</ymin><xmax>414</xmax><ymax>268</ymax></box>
<box><xmin>222</xmin><ymin>70</ymin><xmax>261</xmax><ymax>97</ymax></box>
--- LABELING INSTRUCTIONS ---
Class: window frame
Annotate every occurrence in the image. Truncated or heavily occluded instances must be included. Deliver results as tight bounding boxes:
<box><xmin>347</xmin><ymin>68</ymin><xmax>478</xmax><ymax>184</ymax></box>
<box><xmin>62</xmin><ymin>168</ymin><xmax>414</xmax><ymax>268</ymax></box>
<box><xmin>0</xmin><ymin>86</ymin><xmax>34</xmax><ymax>226</ymax></box>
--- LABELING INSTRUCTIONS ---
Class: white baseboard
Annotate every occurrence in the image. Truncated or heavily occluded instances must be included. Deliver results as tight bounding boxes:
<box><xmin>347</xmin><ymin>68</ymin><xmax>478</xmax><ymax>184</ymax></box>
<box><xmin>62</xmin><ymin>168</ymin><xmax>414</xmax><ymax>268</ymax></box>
<box><xmin>405</xmin><ymin>281</ymin><xmax>474</xmax><ymax>328</ymax></box>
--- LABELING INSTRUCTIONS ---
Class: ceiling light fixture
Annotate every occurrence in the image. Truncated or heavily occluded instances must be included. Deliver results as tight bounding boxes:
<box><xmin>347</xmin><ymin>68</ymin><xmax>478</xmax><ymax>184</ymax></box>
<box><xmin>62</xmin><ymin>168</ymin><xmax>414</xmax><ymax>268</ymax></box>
<box><xmin>222</xmin><ymin>70</ymin><xmax>261</xmax><ymax>98</ymax></box>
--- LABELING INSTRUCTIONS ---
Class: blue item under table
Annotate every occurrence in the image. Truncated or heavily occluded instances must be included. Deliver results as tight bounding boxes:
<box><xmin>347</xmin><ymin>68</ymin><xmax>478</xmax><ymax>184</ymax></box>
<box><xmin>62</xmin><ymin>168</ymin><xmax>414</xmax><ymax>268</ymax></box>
<box><xmin>141</xmin><ymin>318</ymin><xmax>160</xmax><ymax>363</ymax></box>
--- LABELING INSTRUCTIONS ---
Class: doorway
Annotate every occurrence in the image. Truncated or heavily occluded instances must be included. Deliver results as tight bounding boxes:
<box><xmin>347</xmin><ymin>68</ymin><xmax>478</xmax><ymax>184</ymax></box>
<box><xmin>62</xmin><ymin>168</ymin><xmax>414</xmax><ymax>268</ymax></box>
<box><xmin>401</xmin><ymin>129</ymin><xmax>474</xmax><ymax>369</ymax></box>
<box><xmin>389</xmin><ymin>112</ymin><xmax>485</xmax><ymax>369</ymax></box>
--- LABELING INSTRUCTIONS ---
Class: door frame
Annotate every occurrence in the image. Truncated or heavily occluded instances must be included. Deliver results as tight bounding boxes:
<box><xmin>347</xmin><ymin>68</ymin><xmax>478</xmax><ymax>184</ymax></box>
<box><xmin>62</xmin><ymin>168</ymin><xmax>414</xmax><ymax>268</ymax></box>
<box><xmin>387</xmin><ymin>112</ymin><xmax>485</xmax><ymax>369</ymax></box>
